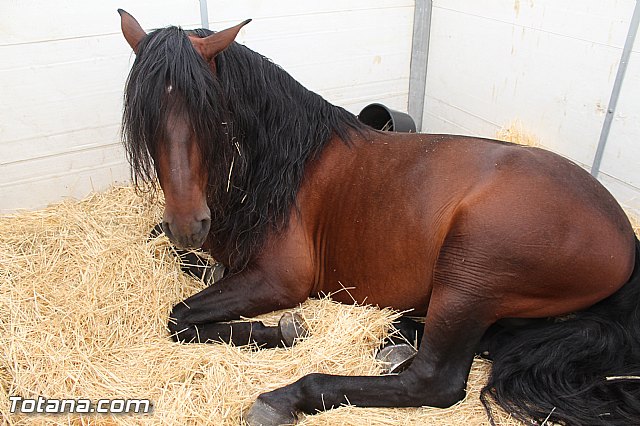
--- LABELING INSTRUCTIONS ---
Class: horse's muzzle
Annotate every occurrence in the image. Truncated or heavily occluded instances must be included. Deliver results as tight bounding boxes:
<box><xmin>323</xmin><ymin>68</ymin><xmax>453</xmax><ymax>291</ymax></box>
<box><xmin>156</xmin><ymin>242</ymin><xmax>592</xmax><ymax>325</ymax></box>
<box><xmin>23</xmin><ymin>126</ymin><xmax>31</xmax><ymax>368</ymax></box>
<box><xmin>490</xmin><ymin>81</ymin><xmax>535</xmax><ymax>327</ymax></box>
<box><xmin>162</xmin><ymin>214</ymin><xmax>211</xmax><ymax>249</ymax></box>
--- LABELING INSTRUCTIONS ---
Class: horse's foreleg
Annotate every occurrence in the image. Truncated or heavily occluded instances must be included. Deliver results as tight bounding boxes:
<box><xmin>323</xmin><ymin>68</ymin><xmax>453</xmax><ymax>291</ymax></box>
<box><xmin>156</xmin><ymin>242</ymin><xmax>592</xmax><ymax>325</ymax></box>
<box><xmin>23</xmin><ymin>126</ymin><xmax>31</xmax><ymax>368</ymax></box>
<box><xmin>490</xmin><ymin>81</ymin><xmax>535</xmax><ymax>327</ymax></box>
<box><xmin>169</xmin><ymin>312</ymin><xmax>307</xmax><ymax>348</ymax></box>
<box><xmin>168</xmin><ymin>266</ymin><xmax>311</xmax><ymax>347</ymax></box>
<box><xmin>245</xmin><ymin>284</ymin><xmax>492</xmax><ymax>425</ymax></box>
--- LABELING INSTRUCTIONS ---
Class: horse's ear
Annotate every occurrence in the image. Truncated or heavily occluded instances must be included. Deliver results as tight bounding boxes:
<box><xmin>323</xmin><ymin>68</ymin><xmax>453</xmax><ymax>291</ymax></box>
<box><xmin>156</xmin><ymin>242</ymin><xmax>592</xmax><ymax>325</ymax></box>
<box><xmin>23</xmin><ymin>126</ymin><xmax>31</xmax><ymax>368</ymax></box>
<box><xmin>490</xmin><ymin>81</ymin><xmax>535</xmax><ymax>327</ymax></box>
<box><xmin>196</xmin><ymin>19</ymin><xmax>252</xmax><ymax>62</ymax></box>
<box><xmin>118</xmin><ymin>9</ymin><xmax>147</xmax><ymax>53</ymax></box>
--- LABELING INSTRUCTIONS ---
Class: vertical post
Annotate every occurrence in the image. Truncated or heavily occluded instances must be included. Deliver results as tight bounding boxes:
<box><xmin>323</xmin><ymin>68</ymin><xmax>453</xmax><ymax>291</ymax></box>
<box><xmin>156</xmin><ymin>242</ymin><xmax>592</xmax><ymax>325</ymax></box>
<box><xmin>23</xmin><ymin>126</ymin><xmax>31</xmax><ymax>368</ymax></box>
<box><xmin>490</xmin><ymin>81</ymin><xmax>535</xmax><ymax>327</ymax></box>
<box><xmin>591</xmin><ymin>0</ymin><xmax>640</xmax><ymax>177</ymax></box>
<box><xmin>408</xmin><ymin>0</ymin><xmax>433</xmax><ymax>132</ymax></box>
<box><xmin>199</xmin><ymin>0</ymin><xmax>209</xmax><ymax>29</ymax></box>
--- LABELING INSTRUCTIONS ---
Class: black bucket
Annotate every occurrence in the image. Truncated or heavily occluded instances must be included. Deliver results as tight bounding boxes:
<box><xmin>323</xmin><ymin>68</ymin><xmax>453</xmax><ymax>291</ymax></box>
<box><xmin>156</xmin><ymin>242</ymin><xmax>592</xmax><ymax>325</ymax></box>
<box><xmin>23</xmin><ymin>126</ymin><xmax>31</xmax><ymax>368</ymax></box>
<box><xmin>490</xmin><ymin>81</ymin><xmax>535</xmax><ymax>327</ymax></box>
<box><xmin>358</xmin><ymin>103</ymin><xmax>416</xmax><ymax>133</ymax></box>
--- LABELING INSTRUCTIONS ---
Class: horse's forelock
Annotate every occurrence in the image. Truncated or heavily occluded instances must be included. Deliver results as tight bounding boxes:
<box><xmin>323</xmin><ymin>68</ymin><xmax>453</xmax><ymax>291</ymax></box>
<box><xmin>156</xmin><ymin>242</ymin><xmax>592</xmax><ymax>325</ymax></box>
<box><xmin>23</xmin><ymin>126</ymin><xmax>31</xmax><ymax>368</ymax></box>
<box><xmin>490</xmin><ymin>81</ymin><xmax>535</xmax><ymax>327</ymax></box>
<box><xmin>121</xmin><ymin>26</ymin><xmax>227</xmax><ymax>193</ymax></box>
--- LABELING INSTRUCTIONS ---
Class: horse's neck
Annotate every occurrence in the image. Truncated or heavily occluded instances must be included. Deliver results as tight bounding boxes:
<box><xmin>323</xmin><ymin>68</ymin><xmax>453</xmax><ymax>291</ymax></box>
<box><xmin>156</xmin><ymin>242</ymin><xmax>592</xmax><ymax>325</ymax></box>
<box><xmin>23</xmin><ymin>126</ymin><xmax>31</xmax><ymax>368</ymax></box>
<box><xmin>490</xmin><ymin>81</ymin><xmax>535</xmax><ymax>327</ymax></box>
<box><xmin>210</xmin><ymin>47</ymin><xmax>364</xmax><ymax>270</ymax></box>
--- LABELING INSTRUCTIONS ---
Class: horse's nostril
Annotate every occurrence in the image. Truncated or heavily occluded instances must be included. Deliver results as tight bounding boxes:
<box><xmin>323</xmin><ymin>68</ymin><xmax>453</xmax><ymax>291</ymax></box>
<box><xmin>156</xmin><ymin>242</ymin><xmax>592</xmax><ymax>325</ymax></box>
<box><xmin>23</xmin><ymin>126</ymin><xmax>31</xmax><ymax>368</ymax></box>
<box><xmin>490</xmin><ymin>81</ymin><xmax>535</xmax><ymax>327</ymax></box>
<box><xmin>160</xmin><ymin>215</ymin><xmax>209</xmax><ymax>249</ymax></box>
<box><xmin>200</xmin><ymin>218</ymin><xmax>211</xmax><ymax>234</ymax></box>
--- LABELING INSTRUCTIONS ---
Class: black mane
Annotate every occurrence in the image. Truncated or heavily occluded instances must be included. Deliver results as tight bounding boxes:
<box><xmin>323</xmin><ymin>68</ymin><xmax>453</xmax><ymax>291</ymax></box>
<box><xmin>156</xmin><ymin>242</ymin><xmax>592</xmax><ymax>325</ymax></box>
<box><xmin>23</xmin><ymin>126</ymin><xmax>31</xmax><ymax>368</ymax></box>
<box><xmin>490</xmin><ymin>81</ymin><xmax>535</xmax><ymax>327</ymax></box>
<box><xmin>122</xmin><ymin>26</ymin><xmax>368</xmax><ymax>271</ymax></box>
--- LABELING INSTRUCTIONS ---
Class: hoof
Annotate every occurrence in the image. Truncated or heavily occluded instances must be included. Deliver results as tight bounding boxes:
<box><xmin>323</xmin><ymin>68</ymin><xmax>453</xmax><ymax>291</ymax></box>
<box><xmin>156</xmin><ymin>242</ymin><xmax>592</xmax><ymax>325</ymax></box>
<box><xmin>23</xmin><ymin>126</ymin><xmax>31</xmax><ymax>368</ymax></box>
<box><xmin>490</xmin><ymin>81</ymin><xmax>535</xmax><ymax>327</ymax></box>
<box><xmin>245</xmin><ymin>399</ymin><xmax>295</xmax><ymax>426</ymax></box>
<box><xmin>278</xmin><ymin>312</ymin><xmax>309</xmax><ymax>347</ymax></box>
<box><xmin>376</xmin><ymin>343</ymin><xmax>418</xmax><ymax>374</ymax></box>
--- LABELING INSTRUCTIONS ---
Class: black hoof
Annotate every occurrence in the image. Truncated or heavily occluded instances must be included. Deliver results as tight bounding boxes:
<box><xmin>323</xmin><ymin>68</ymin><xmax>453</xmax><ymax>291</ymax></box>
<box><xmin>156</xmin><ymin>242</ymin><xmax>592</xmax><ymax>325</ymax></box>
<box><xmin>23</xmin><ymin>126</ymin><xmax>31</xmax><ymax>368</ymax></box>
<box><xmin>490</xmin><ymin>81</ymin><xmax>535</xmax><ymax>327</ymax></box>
<box><xmin>375</xmin><ymin>343</ymin><xmax>418</xmax><ymax>374</ymax></box>
<box><xmin>245</xmin><ymin>399</ymin><xmax>296</xmax><ymax>426</ymax></box>
<box><xmin>278</xmin><ymin>312</ymin><xmax>309</xmax><ymax>347</ymax></box>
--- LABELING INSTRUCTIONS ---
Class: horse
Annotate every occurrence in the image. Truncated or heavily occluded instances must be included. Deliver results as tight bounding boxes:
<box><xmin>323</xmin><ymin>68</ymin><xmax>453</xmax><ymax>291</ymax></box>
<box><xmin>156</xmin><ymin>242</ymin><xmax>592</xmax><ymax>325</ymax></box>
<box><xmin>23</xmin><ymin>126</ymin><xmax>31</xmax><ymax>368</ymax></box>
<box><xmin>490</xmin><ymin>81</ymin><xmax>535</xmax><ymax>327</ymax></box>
<box><xmin>118</xmin><ymin>9</ymin><xmax>640</xmax><ymax>425</ymax></box>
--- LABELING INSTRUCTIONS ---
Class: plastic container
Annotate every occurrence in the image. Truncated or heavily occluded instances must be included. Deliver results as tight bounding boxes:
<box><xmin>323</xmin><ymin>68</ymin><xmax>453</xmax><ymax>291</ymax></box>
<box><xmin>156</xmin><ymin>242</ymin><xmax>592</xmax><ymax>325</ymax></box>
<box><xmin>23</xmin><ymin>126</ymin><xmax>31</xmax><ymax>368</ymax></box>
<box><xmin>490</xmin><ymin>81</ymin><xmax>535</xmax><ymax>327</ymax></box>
<box><xmin>358</xmin><ymin>103</ymin><xmax>416</xmax><ymax>133</ymax></box>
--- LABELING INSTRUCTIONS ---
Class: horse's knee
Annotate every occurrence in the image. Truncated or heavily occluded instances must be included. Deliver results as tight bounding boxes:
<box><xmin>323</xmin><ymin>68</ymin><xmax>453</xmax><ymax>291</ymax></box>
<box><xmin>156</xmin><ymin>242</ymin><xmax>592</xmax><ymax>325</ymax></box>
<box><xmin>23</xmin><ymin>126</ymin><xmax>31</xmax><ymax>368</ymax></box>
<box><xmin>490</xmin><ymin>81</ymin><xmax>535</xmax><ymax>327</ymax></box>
<box><xmin>169</xmin><ymin>300</ymin><xmax>189</xmax><ymax>322</ymax></box>
<box><xmin>167</xmin><ymin>303</ymin><xmax>195</xmax><ymax>342</ymax></box>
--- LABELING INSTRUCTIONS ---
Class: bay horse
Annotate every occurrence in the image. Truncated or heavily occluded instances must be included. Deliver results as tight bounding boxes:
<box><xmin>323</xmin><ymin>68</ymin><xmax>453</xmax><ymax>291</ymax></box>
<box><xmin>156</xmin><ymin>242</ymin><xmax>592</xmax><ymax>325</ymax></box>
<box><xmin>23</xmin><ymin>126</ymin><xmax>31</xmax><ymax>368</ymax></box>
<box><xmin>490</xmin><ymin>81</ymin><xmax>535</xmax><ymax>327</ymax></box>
<box><xmin>118</xmin><ymin>10</ymin><xmax>640</xmax><ymax>425</ymax></box>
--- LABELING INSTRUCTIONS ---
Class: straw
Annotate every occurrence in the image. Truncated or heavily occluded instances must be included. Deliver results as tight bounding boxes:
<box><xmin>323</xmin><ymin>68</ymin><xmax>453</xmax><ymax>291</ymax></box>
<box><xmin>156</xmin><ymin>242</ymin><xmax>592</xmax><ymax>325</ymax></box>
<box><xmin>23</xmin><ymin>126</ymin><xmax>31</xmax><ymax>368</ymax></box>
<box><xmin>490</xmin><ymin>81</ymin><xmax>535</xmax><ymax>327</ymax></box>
<box><xmin>496</xmin><ymin>121</ymin><xmax>541</xmax><ymax>147</ymax></box>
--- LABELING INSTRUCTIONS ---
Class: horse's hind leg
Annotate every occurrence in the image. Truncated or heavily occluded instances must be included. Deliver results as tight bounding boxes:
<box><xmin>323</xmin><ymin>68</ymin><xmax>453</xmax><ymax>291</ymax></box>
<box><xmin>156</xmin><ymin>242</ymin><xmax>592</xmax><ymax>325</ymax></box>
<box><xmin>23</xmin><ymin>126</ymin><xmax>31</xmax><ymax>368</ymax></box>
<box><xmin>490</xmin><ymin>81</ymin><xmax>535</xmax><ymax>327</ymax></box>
<box><xmin>245</xmin><ymin>283</ymin><xmax>492</xmax><ymax>425</ymax></box>
<box><xmin>379</xmin><ymin>316</ymin><xmax>525</xmax><ymax>370</ymax></box>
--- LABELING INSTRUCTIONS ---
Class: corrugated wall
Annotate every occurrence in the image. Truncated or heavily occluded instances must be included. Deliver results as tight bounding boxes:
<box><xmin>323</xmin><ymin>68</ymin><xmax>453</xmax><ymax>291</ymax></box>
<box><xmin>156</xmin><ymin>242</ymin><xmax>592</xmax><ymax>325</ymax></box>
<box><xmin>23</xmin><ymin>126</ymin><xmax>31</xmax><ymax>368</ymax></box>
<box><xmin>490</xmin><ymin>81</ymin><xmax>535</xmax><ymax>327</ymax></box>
<box><xmin>0</xmin><ymin>0</ymin><xmax>414</xmax><ymax>213</ymax></box>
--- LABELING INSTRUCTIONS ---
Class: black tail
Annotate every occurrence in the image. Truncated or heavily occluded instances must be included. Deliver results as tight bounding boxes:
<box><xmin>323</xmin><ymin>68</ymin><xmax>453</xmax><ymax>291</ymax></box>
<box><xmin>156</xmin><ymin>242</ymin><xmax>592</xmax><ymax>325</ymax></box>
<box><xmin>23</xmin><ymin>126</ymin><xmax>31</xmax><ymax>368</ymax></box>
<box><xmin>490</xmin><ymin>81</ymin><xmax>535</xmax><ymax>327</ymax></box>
<box><xmin>482</xmin><ymin>237</ymin><xmax>640</xmax><ymax>425</ymax></box>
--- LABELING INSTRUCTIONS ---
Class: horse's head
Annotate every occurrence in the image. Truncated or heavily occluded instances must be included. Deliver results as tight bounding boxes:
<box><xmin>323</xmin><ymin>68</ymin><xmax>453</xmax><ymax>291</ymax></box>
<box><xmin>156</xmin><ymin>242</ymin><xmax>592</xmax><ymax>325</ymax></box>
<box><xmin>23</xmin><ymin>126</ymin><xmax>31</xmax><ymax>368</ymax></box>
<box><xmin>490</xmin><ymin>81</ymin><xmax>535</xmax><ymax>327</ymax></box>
<box><xmin>118</xmin><ymin>10</ymin><xmax>250</xmax><ymax>249</ymax></box>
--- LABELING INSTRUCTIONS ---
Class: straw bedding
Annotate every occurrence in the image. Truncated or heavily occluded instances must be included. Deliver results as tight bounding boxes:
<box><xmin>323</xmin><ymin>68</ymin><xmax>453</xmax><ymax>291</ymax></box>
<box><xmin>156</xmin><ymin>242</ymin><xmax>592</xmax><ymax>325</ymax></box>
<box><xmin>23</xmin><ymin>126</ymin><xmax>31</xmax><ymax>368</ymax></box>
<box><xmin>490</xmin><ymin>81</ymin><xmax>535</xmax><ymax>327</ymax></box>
<box><xmin>1</xmin><ymin>127</ymin><xmax>637</xmax><ymax>425</ymax></box>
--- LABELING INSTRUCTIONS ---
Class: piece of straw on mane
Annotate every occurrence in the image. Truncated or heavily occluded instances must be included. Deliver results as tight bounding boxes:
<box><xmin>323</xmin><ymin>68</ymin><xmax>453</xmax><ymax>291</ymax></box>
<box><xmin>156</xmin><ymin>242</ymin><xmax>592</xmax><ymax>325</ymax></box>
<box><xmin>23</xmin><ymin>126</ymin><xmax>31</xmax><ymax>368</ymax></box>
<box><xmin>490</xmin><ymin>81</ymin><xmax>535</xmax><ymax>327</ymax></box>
<box><xmin>1</xmin><ymin>185</ymin><xmax>527</xmax><ymax>425</ymax></box>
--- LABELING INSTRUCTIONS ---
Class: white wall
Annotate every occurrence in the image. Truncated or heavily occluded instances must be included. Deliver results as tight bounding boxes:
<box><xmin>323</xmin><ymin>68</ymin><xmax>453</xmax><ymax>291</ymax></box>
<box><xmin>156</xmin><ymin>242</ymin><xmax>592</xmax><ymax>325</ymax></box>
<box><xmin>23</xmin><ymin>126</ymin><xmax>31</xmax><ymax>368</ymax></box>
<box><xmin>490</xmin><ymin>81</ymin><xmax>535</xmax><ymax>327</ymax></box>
<box><xmin>0</xmin><ymin>0</ymin><xmax>414</xmax><ymax>213</ymax></box>
<box><xmin>599</xmin><ymin>21</ymin><xmax>640</xmax><ymax>217</ymax></box>
<box><xmin>422</xmin><ymin>0</ymin><xmax>640</xmax><ymax>216</ymax></box>
<box><xmin>213</xmin><ymin>1</ymin><xmax>414</xmax><ymax>114</ymax></box>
